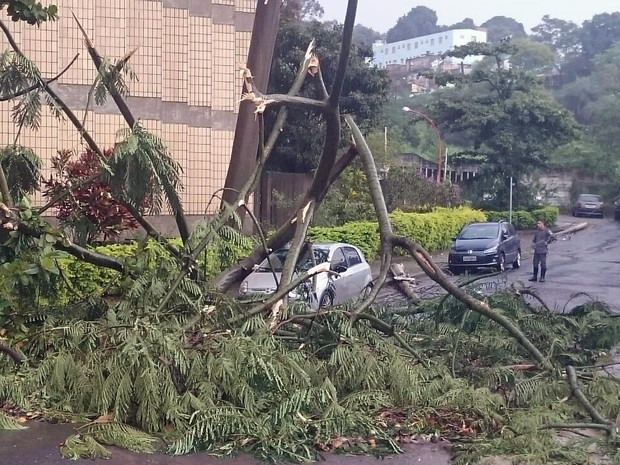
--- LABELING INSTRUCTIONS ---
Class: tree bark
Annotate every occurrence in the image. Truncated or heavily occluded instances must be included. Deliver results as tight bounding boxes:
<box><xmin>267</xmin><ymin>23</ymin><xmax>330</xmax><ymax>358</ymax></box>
<box><xmin>221</xmin><ymin>0</ymin><xmax>281</xmax><ymax>226</ymax></box>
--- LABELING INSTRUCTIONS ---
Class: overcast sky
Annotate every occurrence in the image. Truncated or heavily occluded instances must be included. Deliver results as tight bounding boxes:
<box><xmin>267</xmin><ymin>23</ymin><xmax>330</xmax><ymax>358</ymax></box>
<box><xmin>320</xmin><ymin>1</ymin><xmax>619</xmax><ymax>33</ymax></box>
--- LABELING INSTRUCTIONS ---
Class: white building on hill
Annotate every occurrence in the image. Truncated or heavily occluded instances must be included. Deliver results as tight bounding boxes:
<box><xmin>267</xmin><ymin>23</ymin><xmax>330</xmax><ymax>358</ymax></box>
<box><xmin>371</xmin><ymin>29</ymin><xmax>487</xmax><ymax>68</ymax></box>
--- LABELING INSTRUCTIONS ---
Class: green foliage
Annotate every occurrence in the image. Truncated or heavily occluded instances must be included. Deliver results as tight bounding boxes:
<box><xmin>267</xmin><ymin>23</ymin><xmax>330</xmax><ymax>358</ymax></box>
<box><xmin>0</xmin><ymin>145</ymin><xmax>40</xmax><ymax>201</ymax></box>
<box><xmin>313</xmin><ymin>167</ymin><xmax>375</xmax><ymax>226</ymax></box>
<box><xmin>107</xmin><ymin>124</ymin><xmax>184</xmax><ymax>217</ymax></box>
<box><xmin>309</xmin><ymin>221</ymin><xmax>379</xmax><ymax>260</ymax></box>
<box><xmin>479</xmin><ymin>16</ymin><xmax>527</xmax><ymax>43</ymax></box>
<box><xmin>0</xmin><ymin>410</ymin><xmax>26</xmax><ymax>429</ymax></box>
<box><xmin>390</xmin><ymin>207</ymin><xmax>486</xmax><ymax>251</ymax></box>
<box><xmin>266</xmin><ymin>20</ymin><xmax>390</xmax><ymax>172</ymax></box>
<box><xmin>309</xmin><ymin>207</ymin><xmax>486</xmax><ymax>259</ymax></box>
<box><xmin>0</xmin><ymin>0</ymin><xmax>58</xmax><ymax>25</ymax></box>
<box><xmin>484</xmin><ymin>206</ymin><xmax>558</xmax><ymax>229</ymax></box>
<box><xmin>385</xmin><ymin>5</ymin><xmax>439</xmax><ymax>43</ymax></box>
<box><xmin>428</xmin><ymin>40</ymin><xmax>579</xmax><ymax>186</ymax></box>
<box><xmin>381</xmin><ymin>168</ymin><xmax>461</xmax><ymax>213</ymax></box>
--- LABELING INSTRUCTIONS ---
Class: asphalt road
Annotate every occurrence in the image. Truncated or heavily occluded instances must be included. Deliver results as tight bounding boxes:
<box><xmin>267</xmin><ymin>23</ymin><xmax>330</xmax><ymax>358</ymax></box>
<box><xmin>379</xmin><ymin>215</ymin><xmax>620</xmax><ymax>314</ymax></box>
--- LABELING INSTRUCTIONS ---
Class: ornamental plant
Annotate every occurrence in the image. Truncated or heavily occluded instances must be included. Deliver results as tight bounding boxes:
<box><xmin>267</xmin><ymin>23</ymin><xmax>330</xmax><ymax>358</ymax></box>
<box><xmin>42</xmin><ymin>148</ymin><xmax>140</xmax><ymax>245</ymax></box>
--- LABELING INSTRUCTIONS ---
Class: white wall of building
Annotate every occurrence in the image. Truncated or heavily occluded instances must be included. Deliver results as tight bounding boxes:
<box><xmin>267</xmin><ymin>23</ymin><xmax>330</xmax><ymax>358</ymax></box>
<box><xmin>371</xmin><ymin>29</ymin><xmax>487</xmax><ymax>68</ymax></box>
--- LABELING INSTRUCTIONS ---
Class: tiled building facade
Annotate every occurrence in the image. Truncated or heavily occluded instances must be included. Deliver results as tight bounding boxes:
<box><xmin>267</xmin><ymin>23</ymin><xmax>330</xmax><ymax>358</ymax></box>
<box><xmin>0</xmin><ymin>0</ymin><xmax>256</xmax><ymax>218</ymax></box>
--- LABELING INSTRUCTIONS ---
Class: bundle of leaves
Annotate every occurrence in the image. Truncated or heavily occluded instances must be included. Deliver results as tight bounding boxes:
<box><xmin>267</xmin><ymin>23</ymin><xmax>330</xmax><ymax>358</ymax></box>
<box><xmin>42</xmin><ymin>149</ymin><xmax>140</xmax><ymax>245</ymax></box>
<box><xmin>1</xmin><ymin>263</ymin><xmax>620</xmax><ymax>464</ymax></box>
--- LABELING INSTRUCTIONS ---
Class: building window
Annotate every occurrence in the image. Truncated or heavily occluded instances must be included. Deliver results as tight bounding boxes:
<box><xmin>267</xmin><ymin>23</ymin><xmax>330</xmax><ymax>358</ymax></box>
<box><xmin>407</xmin><ymin>43</ymin><xmax>410</xmax><ymax>50</ymax></box>
<box><xmin>414</xmin><ymin>42</ymin><xmax>418</xmax><ymax>49</ymax></box>
<box><xmin>392</xmin><ymin>46</ymin><xmax>395</xmax><ymax>53</ymax></box>
<box><xmin>438</xmin><ymin>36</ymin><xmax>443</xmax><ymax>44</ymax></box>
<box><xmin>430</xmin><ymin>38</ymin><xmax>434</xmax><ymax>45</ymax></box>
<box><xmin>471</xmin><ymin>36</ymin><xmax>477</xmax><ymax>42</ymax></box>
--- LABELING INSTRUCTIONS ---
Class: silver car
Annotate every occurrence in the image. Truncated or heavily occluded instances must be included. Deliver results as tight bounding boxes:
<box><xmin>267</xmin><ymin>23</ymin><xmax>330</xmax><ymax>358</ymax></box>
<box><xmin>238</xmin><ymin>242</ymin><xmax>373</xmax><ymax>308</ymax></box>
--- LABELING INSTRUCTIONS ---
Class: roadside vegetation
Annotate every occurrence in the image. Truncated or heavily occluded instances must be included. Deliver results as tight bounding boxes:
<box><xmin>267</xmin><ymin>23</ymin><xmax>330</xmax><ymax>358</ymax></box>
<box><xmin>0</xmin><ymin>1</ymin><xmax>619</xmax><ymax>465</ymax></box>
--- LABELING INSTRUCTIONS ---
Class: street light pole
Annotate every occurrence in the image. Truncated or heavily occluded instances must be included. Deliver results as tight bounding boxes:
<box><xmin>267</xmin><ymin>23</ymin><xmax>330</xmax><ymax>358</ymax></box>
<box><xmin>402</xmin><ymin>106</ymin><xmax>442</xmax><ymax>183</ymax></box>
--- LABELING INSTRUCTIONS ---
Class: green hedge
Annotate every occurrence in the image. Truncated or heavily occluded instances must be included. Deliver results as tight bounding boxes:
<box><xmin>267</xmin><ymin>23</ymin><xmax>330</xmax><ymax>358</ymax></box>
<box><xmin>55</xmin><ymin>239</ymin><xmax>255</xmax><ymax>304</ymax></box>
<box><xmin>484</xmin><ymin>206</ymin><xmax>559</xmax><ymax>229</ymax></box>
<box><xmin>53</xmin><ymin>207</ymin><xmax>492</xmax><ymax>301</ymax></box>
<box><xmin>309</xmin><ymin>207</ymin><xmax>486</xmax><ymax>260</ymax></box>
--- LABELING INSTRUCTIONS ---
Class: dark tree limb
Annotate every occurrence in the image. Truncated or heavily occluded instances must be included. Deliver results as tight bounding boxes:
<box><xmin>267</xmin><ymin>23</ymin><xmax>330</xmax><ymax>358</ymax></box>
<box><xmin>345</xmin><ymin>114</ymin><xmax>551</xmax><ymax>370</ymax></box>
<box><xmin>71</xmin><ymin>12</ymin><xmax>190</xmax><ymax>243</ymax></box>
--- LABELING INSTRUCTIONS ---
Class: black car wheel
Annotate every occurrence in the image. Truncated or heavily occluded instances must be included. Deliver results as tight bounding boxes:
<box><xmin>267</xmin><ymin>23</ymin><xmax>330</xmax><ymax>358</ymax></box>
<box><xmin>512</xmin><ymin>251</ymin><xmax>521</xmax><ymax>269</ymax></box>
<box><xmin>319</xmin><ymin>291</ymin><xmax>334</xmax><ymax>308</ymax></box>
<box><xmin>496</xmin><ymin>253</ymin><xmax>506</xmax><ymax>272</ymax></box>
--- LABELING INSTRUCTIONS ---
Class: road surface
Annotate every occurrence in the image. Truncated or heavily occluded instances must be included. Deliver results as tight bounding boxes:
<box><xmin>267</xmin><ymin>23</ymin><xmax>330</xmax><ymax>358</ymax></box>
<box><xmin>380</xmin><ymin>216</ymin><xmax>620</xmax><ymax>314</ymax></box>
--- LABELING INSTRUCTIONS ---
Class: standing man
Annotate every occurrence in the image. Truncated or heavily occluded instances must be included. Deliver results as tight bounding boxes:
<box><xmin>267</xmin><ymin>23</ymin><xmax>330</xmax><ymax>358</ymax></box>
<box><xmin>529</xmin><ymin>219</ymin><xmax>556</xmax><ymax>282</ymax></box>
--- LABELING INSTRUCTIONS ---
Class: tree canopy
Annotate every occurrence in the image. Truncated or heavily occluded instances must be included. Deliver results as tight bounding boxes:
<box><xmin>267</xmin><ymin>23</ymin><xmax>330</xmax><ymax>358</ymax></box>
<box><xmin>385</xmin><ymin>6</ymin><xmax>439</xmax><ymax>43</ymax></box>
<box><xmin>480</xmin><ymin>16</ymin><xmax>527</xmax><ymax>43</ymax></box>
<box><xmin>266</xmin><ymin>19</ymin><xmax>390</xmax><ymax>173</ymax></box>
<box><xmin>426</xmin><ymin>41</ymin><xmax>578</xmax><ymax>208</ymax></box>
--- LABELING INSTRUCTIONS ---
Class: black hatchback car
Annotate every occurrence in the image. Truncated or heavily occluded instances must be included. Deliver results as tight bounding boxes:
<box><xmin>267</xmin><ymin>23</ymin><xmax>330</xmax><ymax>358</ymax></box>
<box><xmin>448</xmin><ymin>221</ymin><xmax>521</xmax><ymax>274</ymax></box>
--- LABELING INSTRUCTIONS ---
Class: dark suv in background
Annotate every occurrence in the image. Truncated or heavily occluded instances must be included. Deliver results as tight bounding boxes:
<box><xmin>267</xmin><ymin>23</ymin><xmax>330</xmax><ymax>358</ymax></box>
<box><xmin>572</xmin><ymin>194</ymin><xmax>604</xmax><ymax>218</ymax></box>
<box><xmin>448</xmin><ymin>221</ymin><xmax>521</xmax><ymax>274</ymax></box>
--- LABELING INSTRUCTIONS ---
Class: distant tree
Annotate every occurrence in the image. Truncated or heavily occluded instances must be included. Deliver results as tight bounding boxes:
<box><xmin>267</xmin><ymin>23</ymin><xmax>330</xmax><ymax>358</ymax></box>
<box><xmin>266</xmin><ymin>20</ymin><xmax>390</xmax><ymax>173</ymax></box>
<box><xmin>352</xmin><ymin>24</ymin><xmax>382</xmax><ymax>48</ymax></box>
<box><xmin>426</xmin><ymin>41</ymin><xmax>578</xmax><ymax>209</ymax></box>
<box><xmin>580</xmin><ymin>12</ymin><xmax>620</xmax><ymax>60</ymax></box>
<box><xmin>531</xmin><ymin>15</ymin><xmax>581</xmax><ymax>61</ymax></box>
<box><xmin>280</xmin><ymin>0</ymin><xmax>323</xmax><ymax>21</ymax></box>
<box><xmin>446</xmin><ymin>18</ymin><xmax>476</xmax><ymax>30</ymax></box>
<box><xmin>385</xmin><ymin>6</ymin><xmax>440</xmax><ymax>43</ymax></box>
<box><xmin>509</xmin><ymin>38</ymin><xmax>556</xmax><ymax>74</ymax></box>
<box><xmin>480</xmin><ymin>16</ymin><xmax>526</xmax><ymax>43</ymax></box>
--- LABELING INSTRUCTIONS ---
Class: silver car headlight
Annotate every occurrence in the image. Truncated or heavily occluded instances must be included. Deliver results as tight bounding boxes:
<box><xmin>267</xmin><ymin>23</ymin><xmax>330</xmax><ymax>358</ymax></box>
<box><xmin>483</xmin><ymin>245</ymin><xmax>498</xmax><ymax>254</ymax></box>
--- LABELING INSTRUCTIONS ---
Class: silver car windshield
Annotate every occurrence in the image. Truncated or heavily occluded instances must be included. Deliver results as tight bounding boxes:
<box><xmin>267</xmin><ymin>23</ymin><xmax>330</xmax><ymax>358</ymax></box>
<box><xmin>257</xmin><ymin>246</ymin><xmax>330</xmax><ymax>272</ymax></box>
<box><xmin>459</xmin><ymin>224</ymin><xmax>499</xmax><ymax>240</ymax></box>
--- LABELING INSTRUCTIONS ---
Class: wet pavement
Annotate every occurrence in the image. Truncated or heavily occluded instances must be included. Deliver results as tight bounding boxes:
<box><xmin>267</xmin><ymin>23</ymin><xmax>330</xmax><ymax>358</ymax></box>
<box><xmin>375</xmin><ymin>215</ymin><xmax>620</xmax><ymax>314</ymax></box>
<box><xmin>0</xmin><ymin>422</ymin><xmax>453</xmax><ymax>465</ymax></box>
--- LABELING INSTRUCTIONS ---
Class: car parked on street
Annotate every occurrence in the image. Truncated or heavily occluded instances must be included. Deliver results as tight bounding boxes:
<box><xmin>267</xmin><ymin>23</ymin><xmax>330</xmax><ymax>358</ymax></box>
<box><xmin>448</xmin><ymin>221</ymin><xmax>521</xmax><ymax>274</ymax></box>
<box><xmin>238</xmin><ymin>242</ymin><xmax>373</xmax><ymax>308</ymax></box>
<box><xmin>572</xmin><ymin>194</ymin><xmax>604</xmax><ymax>218</ymax></box>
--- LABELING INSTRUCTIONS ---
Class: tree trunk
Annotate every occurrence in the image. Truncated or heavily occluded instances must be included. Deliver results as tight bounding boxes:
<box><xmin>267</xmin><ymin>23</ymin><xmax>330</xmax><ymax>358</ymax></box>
<box><xmin>221</xmin><ymin>0</ymin><xmax>281</xmax><ymax>229</ymax></box>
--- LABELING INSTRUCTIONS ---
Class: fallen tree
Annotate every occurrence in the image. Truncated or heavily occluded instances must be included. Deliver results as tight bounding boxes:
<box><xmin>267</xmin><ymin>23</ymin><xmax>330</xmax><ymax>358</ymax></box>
<box><xmin>0</xmin><ymin>1</ymin><xmax>618</xmax><ymax>464</ymax></box>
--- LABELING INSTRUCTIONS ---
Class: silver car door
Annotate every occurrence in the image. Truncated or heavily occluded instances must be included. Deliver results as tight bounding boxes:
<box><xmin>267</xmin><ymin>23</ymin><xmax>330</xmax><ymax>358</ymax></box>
<box><xmin>343</xmin><ymin>246</ymin><xmax>369</xmax><ymax>298</ymax></box>
<box><xmin>328</xmin><ymin>247</ymin><xmax>349</xmax><ymax>305</ymax></box>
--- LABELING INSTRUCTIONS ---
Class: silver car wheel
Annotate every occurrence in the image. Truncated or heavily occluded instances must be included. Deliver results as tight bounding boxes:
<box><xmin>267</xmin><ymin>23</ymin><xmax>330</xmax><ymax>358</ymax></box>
<box><xmin>319</xmin><ymin>292</ymin><xmax>334</xmax><ymax>308</ymax></box>
<box><xmin>513</xmin><ymin>251</ymin><xmax>521</xmax><ymax>269</ymax></box>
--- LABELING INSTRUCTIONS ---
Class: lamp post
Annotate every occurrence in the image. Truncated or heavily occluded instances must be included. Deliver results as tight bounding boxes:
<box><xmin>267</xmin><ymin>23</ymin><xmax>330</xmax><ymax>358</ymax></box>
<box><xmin>402</xmin><ymin>106</ymin><xmax>443</xmax><ymax>183</ymax></box>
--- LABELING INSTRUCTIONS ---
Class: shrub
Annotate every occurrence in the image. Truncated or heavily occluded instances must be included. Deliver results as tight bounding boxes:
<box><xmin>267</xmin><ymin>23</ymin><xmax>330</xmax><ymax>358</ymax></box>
<box><xmin>485</xmin><ymin>206</ymin><xmax>559</xmax><ymax>229</ymax></box>
<box><xmin>309</xmin><ymin>207</ymin><xmax>486</xmax><ymax>260</ymax></box>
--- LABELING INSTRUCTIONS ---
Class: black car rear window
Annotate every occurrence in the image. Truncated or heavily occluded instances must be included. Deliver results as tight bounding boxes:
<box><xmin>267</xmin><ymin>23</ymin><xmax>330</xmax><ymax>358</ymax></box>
<box><xmin>578</xmin><ymin>195</ymin><xmax>601</xmax><ymax>202</ymax></box>
<box><xmin>459</xmin><ymin>224</ymin><xmax>499</xmax><ymax>240</ymax></box>
<box><xmin>258</xmin><ymin>247</ymin><xmax>330</xmax><ymax>272</ymax></box>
